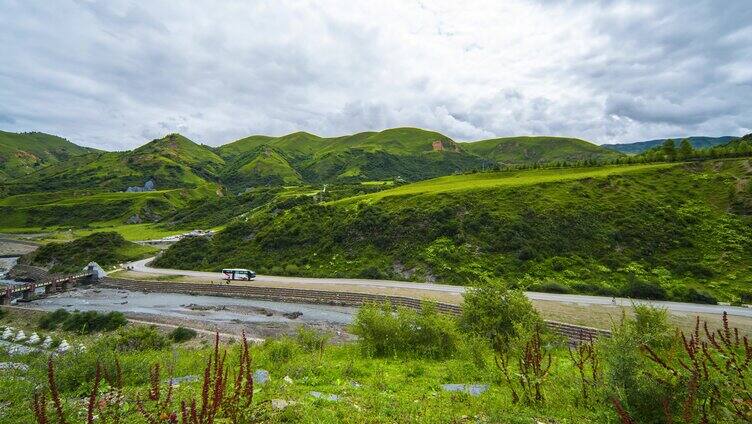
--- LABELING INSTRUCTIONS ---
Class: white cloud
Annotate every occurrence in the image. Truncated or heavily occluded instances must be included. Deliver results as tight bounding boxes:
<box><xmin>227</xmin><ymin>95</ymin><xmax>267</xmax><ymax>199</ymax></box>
<box><xmin>0</xmin><ymin>0</ymin><xmax>750</xmax><ymax>149</ymax></box>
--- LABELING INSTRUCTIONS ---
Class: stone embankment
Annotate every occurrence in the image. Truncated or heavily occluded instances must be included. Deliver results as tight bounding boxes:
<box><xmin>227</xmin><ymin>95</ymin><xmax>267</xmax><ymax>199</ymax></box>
<box><xmin>101</xmin><ymin>277</ymin><xmax>610</xmax><ymax>343</ymax></box>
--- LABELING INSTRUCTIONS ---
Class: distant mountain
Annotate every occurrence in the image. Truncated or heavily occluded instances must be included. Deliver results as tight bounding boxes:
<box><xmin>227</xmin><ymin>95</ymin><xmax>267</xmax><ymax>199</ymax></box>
<box><xmin>463</xmin><ymin>136</ymin><xmax>622</xmax><ymax>164</ymax></box>
<box><xmin>2</xmin><ymin>127</ymin><xmax>628</xmax><ymax>193</ymax></box>
<box><xmin>6</xmin><ymin>133</ymin><xmax>224</xmax><ymax>194</ymax></box>
<box><xmin>0</xmin><ymin>131</ymin><xmax>94</xmax><ymax>181</ymax></box>
<box><xmin>603</xmin><ymin>136</ymin><xmax>738</xmax><ymax>154</ymax></box>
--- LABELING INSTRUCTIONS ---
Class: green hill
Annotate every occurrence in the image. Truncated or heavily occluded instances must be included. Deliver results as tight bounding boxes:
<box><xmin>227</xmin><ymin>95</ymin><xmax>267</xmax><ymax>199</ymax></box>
<box><xmin>463</xmin><ymin>136</ymin><xmax>622</xmax><ymax>165</ymax></box>
<box><xmin>5</xmin><ymin>133</ymin><xmax>224</xmax><ymax>195</ymax></box>
<box><xmin>220</xmin><ymin>146</ymin><xmax>303</xmax><ymax>188</ymax></box>
<box><xmin>155</xmin><ymin>159</ymin><xmax>752</xmax><ymax>303</ymax></box>
<box><xmin>2</xmin><ymin>128</ymin><xmax>625</xmax><ymax>193</ymax></box>
<box><xmin>21</xmin><ymin>231</ymin><xmax>155</xmax><ymax>273</ymax></box>
<box><xmin>0</xmin><ymin>185</ymin><xmax>216</xmax><ymax>229</ymax></box>
<box><xmin>0</xmin><ymin>131</ymin><xmax>93</xmax><ymax>181</ymax></box>
<box><xmin>218</xmin><ymin>127</ymin><xmax>491</xmax><ymax>189</ymax></box>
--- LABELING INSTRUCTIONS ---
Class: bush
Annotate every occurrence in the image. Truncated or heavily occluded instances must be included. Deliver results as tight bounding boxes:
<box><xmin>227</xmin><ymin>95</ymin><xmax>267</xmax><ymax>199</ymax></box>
<box><xmin>38</xmin><ymin>308</ymin><xmax>70</xmax><ymax>330</ymax></box>
<box><xmin>622</xmin><ymin>279</ymin><xmax>667</xmax><ymax>300</ymax></box>
<box><xmin>532</xmin><ymin>281</ymin><xmax>572</xmax><ymax>294</ymax></box>
<box><xmin>112</xmin><ymin>325</ymin><xmax>169</xmax><ymax>352</ymax></box>
<box><xmin>602</xmin><ymin>305</ymin><xmax>676</xmax><ymax>423</ymax></box>
<box><xmin>284</xmin><ymin>264</ymin><xmax>300</xmax><ymax>275</ymax></box>
<box><xmin>350</xmin><ymin>302</ymin><xmax>460</xmax><ymax>359</ymax></box>
<box><xmin>169</xmin><ymin>326</ymin><xmax>197</xmax><ymax>343</ymax></box>
<box><xmin>459</xmin><ymin>280</ymin><xmax>540</xmax><ymax>350</ymax></box>
<box><xmin>683</xmin><ymin>288</ymin><xmax>717</xmax><ymax>304</ymax></box>
<box><xmin>40</xmin><ymin>309</ymin><xmax>126</xmax><ymax>334</ymax></box>
<box><xmin>264</xmin><ymin>337</ymin><xmax>299</xmax><ymax>363</ymax></box>
<box><xmin>296</xmin><ymin>326</ymin><xmax>330</xmax><ymax>353</ymax></box>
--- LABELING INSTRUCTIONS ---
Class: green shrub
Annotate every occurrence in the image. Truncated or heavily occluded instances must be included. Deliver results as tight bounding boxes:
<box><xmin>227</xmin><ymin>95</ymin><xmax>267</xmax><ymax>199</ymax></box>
<box><xmin>460</xmin><ymin>334</ymin><xmax>493</xmax><ymax>370</ymax></box>
<box><xmin>350</xmin><ymin>302</ymin><xmax>460</xmax><ymax>359</ymax></box>
<box><xmin>264</xmin><ymin>337</ymin><xmax>299</xmax><ymax>363</ymax></box>
<box><xmin>532</xmin><ymin>280</ymin><xmax>572</xmax><ymax>294</ymax></box>
<box><xmin>602</xmin><ymin>305</ymin><xmax>676</xmax><ymax>423</ymax></box>
<box><xmin>296</xmin><ymin>326</ymin><xmax>330</xmax><ymax>353</ymax></box>
<box><xmin>112</xmin><ymin>325</ymin><xmax>169</xmax><ymax>352</ymax></box>
<box><xmin>38</xmin><ymin>308</ymin><xmax>70</xmax><ymax>330</ymax></box>
<box><xmin>459</xmin><ymin>280</ymin><xmax>540</xmax><ymax>350</ymax></box>
<box><xmin>284</xmin><ymin>264</ymin><xmax>300</xmax><ymax>275</ymax></box>
<box><xmin>41</xmin><ymin>309</ymin><xmax>126</xmax><ymax>334</ymax></box>
<box><xmin>683</xmin><ymin>288</ymin><xmax>717</xmax><ymax>304</ymax></box>
<box><xmin>168</xmin><ymin>326</ymin><xmax>197</xmax><ymax>343</ymax></box>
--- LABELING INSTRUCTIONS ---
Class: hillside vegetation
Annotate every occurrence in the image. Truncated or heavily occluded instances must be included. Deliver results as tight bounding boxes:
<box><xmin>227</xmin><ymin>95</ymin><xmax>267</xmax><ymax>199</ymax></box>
<box><xmin>4</xmin><ymin>134</ymin><xmax>223</xmax><ymax>195</ymax></box>
<box><xmin>0</xmin><ymin>185</ymin><xmax>216</xmax><ymax>229</ymax></box>
<box><xmin>2</xmin><ymin>128</ymin><xmax>623</xmax><ymax>195</ymax></box>
<box><xmin>156</xmin><ymin>159</ymin><xmax>752</xmax><ymax>303</ymax></box>
<box><xmin>217</xmin><ymin>128</ymin><xmax>494</xmax><ymax>189</ymax></box>
<box><xmin>464</xmin><ymin>135</ymin><xmax>622</xmax><ymax>164</ymax></box>
<box><xmin>604</xmin><ymin>136</ymin><xmax>737</xmax><ymax>154</ymax></box>
<box><xmin>0</xmin><ymin>131</ymin><xmax>93</xmax><ymax>183</ymax></box>
<box><xmin>22</xmin><ymin>231</ymin><xmax>155</xmax><ymax>273</ymax></box>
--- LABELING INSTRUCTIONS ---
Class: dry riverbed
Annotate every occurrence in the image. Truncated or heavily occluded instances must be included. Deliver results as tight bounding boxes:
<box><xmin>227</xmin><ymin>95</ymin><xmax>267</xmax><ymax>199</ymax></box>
<box><xmin>20</xmin><ymin>287</ymin><xmax>357</xmax><ymax>343</ymax></box>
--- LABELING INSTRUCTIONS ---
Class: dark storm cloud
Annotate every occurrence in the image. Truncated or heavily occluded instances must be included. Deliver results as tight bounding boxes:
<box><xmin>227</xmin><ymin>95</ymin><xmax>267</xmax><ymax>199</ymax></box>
<box><xmin>0</xmin><ymin>0</ymin><xmax>749</xmax><ymax>149</ymax></box>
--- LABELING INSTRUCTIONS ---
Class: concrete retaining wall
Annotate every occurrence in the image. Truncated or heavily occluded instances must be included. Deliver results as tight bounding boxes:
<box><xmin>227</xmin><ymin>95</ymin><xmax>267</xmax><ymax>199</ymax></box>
<box><xmin>101</xmin><ymin>277</ymin><xmax>610</xmax><ymax>343</ymax></box>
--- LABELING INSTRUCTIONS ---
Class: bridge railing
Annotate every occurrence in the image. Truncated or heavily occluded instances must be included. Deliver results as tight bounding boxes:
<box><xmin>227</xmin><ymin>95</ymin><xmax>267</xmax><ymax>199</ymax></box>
<box><xmin>4</xmin><ymin>272</ymin><xmax>95</xmax><ymax>295</ymax></box>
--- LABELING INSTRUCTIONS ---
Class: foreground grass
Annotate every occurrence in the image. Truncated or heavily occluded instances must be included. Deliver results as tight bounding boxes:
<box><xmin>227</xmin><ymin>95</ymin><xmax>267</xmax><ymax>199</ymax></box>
<box><xmin>0</xmin><ymin>328</ymin><xmax>611</xmax><ymax>423</ymax></box>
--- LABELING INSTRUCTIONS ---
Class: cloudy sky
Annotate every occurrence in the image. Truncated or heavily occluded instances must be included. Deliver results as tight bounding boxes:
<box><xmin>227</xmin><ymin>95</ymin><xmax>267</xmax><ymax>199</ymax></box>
<box><xmin>1</xmin><ymin>1</ymin><xmax>750</xmax><ymax>150</ymax></box>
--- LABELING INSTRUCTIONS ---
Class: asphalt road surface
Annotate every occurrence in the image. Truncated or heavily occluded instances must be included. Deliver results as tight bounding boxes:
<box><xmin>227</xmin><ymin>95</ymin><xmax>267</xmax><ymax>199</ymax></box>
<box><xmin>127</xmin><ymin>258</ymin><xmax>752</xmax><ymax>318</ymax></box>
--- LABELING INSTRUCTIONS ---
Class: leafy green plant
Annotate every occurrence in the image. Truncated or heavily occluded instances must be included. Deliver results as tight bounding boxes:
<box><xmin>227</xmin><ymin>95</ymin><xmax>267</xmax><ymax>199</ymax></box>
<box><xmin>38</xmin><ymin>308</ymin><xmax>70</xmax><ymax>330</ymax></box>
<box><xmin>459</xmin><ymin>280</ymin><xmax>540</xmax><ymax>351</ymax></box>
<box><xmin>168</xmin><ymin>327</ymin><xmax>197</xmax><ymax>343</ymax></box>
<box><xmin>603</xmin><ymin>306</ymin><xmax>676</xmax><ymax>423</ymax></box>
<box><xmin>112</xmin><ymin>325</ymin><xmax>168</xmax><ymax>352</ymax></box>
<box><xmin>38</xmin><ymin>309</ymin><xmax>127</xmax><ymax>334</ymax></box>
<box><xmin>264</xmin><ymin>337</ymin><xmax>299</xmax><ymax>363</ymax></box>
<box><xmin>296</xmin><ymin>326</ymin><xmax>330</xmax><ymax>356</ymax></box>
<box><xmin>350</xmin><ymin>302</ymin><xmax>460</xmax><ymax>359</ymax></box>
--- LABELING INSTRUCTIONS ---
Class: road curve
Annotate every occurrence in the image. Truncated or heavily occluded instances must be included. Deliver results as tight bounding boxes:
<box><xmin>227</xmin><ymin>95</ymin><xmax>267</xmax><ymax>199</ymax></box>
<box><xmin>127</xmin><ymin>258</ymin><xmax>752</xmax><ymax>318</ymax></box>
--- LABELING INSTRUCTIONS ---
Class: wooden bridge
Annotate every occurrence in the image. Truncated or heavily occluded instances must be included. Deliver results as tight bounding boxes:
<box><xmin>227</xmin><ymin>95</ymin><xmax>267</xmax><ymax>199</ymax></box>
<box><xmin>1</xmin><ymin>266</ymin><xmax>98</xmax><ymax>305</ymax></box>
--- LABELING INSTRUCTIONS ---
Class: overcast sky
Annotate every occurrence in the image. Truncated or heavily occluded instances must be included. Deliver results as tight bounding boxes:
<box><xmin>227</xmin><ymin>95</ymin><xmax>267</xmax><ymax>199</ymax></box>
<box><xmin>1</xmin><ymin>1</ymin><xmax>750</xmax><ymax>150</ymax></box>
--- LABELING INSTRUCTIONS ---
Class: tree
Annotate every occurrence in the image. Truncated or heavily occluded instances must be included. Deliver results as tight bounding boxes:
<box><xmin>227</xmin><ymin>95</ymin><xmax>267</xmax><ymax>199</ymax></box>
<box><xmin>661</xmin><ymin>139</ymin><xmax>676</xmax><ymax>160</ymax></box>
<box><xmin>459</xmin><ymin>280</ymin><xmax>540</xmax><ymax>350</ymax></box>
<box><xmin>678</xmin><ymin>138</ymin><xmax>693</xmax><ymax>159</ymax></box>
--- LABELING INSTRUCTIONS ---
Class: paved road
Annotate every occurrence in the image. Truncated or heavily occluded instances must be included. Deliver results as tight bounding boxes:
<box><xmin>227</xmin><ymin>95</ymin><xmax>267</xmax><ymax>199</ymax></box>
<box><xmin>128</xmin><ymin>258</ymin><xmax>752</xmax><ymax>318</ymax></box>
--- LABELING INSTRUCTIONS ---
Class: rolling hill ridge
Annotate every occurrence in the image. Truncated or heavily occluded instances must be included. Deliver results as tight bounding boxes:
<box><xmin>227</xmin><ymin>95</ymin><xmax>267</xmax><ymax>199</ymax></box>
<box><xmin>0</xmin><ymin>131</ymin><xmax>94</xmax><ymax>182</ymax></box>
<box><xmin>4</xmin><ymin>134</ymin><xmax>224</xmax><ymax>195</ymax></box>
<box><xmin>2</xmin><ymin>127</ymin><xmax>624</xmax><ymax>193</ymax></box>
<box><xmin>603</xmin><ymin>136</ymin><xmax>738</xmax><ymax>154</ymax></box>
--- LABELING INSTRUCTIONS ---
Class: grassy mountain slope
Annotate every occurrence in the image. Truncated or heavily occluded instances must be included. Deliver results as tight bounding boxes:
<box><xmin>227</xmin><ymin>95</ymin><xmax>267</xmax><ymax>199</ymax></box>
<box><xmin>0</xmin><ymin>131</ymin><xmax>93</xmax><ymax>181</ymax></box>
<box><xmin>156</xmin><ymin>159</ymin><xmax>752</xmax><ymax>303</ymax></box>
<box><xmin>5</xmin><ymin>134</ymin><xmax>224</xmax><ymax>195</ymax></box>
<box><xmin>0</xmin><ymin>185</ymin><xmax>216</xmax><ymax>229</ymax></box>
<box><xmin>464</xmin><ymin>136</ymin><xmax>622</xmax><ymax>164</ymax></box>
<box><xmin>21</xmin><ymin>232</ymin><xmax>155</xmax><ymax>273</ymax></box>
<box><xmin>220</xmin><ymin>146</ymin><xmax>303</xmax><ymax>188</ymax></box>
<box><xmin>219</xmin><ymin>128</ymin><xmax>491</xmax><ymax>188</ymax></box>
<box><xmin>604</xmin><ymin>136</ymin><xmax>738</xmax><ymax>154</ymax></box>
